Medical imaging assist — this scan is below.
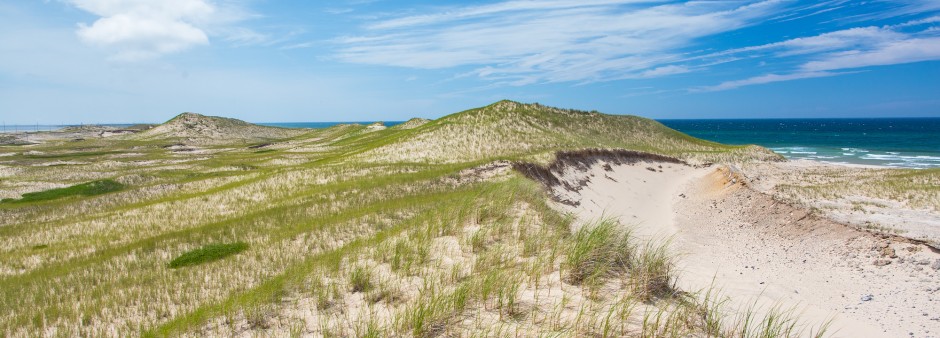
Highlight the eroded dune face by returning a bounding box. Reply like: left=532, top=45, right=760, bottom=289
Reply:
left=550, top=159, right=940, bottom=338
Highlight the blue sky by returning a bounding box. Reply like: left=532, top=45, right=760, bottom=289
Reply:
left=1, top=0, right=939, bottom=124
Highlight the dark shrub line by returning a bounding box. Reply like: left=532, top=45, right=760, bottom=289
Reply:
left=168, top=242, right=249, bottom=269
left=2, top=179, right=125, bottom=204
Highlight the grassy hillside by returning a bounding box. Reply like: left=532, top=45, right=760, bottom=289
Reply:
left=359, top=100, right=781, bottom=164
left=0, top=102, right=808, bottom=337
left=132, top=112, right=308, bottom=145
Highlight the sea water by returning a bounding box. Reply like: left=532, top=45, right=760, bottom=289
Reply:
left=659, top=118, right=940, bottom=169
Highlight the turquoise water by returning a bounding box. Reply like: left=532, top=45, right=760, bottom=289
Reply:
left=659, top=118, right=940, bottom=169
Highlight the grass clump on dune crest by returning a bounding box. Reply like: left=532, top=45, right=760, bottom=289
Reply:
left=168, top=242, right=249, bottom=269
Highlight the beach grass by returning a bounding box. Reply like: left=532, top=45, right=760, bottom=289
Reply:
left=0, top=101, right=827, bottom=337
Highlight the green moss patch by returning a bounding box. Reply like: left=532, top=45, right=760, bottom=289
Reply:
left=168, top=242, right=249, bottom=269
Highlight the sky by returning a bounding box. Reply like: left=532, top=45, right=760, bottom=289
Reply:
left=1, top=0, right=939, bottom=124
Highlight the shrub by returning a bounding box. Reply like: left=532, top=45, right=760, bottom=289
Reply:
left=4, top=179, right=124, bottom=204
left=168, top=242, right=249, bottom=269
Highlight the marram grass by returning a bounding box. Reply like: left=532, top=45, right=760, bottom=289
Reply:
left=0, top=101, right=836, bottom=337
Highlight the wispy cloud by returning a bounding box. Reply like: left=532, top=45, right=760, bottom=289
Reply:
left=694, top=18, right=940, bottom=91
left=335, top=0, right=789, bottom=84
left=366, top=0, right=666, bottom=30
left=802, top=37, right=940, bottom=71
left=335, top=0, right=940, bottom=90
left=693, top=71, right=843, bottom=92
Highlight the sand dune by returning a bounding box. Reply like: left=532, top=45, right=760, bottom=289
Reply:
left=554, top=159, right=940, bottom=337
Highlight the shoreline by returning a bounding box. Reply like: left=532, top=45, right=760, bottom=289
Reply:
left=772, top=148, right=940, bottom=169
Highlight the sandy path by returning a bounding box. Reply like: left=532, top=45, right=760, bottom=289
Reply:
left=556, top=161, right=940, bottom=337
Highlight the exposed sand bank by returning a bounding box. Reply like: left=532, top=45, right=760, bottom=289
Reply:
left=552, top=159, right=940, bottom=337
left=743, top=160, right=940, bottom=245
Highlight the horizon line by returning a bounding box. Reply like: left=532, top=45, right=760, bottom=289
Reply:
left=4, top=115, right=940, bottom=126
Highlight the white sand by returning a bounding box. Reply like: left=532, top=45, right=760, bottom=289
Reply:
left=555, top=160, right=940, bottom=337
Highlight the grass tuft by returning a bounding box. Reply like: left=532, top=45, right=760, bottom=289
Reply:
left=564, top=219, right=633, bottom=286
left=348, top=266, right=374, bottom=293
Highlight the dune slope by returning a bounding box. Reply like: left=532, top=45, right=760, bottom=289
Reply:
left=549, top=157, right=940, bottom=337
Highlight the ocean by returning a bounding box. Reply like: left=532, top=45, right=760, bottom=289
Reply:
left=659, top=118, right=940, bottom=169
left=5, top=118, right=937, bottom=169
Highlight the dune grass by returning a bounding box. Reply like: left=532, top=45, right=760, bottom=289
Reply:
left=168, top=242, right=249, bottom=269
left=564, top=219, right=634, bottom=286
left=0, top=101, right=825, bottom=337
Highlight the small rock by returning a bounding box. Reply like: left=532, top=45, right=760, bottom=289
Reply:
left=931, top=259, right=940, bottom=271
left=880, top=247, right=897, bottom=258
left=873, top=259, right=892, bottom=267
left=861, top=294, right=874, bottom=301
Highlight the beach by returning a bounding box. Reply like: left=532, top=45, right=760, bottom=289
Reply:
left=552, top=157, right=940, bottom=337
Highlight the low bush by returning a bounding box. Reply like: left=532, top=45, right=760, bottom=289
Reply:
left=168, top=242, right=249, bottom=269
left=3, top=179, right=124, bottom=203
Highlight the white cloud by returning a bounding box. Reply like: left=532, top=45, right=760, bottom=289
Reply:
left=69, top=0, right=213, bottom=60
left=67, top=0, right=259, bottom=61
left=693, top=71, right=841, bottom=92
left=336, top=0, right=789, bottom=84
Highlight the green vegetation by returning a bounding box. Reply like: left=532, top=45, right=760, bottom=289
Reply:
left=348, top=266, right=374, bottom=293
left=0, top=101, right=823, bottom=336
left=1, top=179, right=124, bottom=204
left=168, top=242, right=249, bottom=269
left=564, top=219, right=634, bottom=286
left=772, top=166, right=940, bottom=212
left=357, top=100, right=782, bottom=164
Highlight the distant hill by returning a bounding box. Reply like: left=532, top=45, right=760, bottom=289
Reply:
left=133, top=113, right=307, bottom=145
left=358, top=100, right=780, bottom=164
left=392, top=118, right=431, bottom=130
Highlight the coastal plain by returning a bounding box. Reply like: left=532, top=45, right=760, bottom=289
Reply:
left=1, top=101, right=938, bottom=337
